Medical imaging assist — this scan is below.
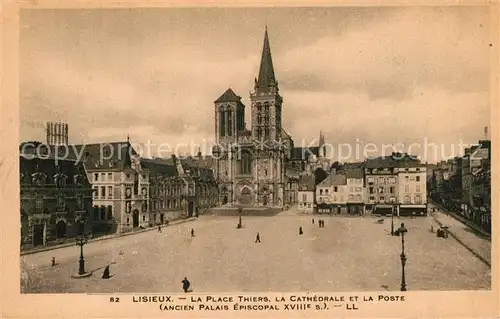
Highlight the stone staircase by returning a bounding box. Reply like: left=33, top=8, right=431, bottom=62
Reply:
left=208, top=205, right=283, bottom=216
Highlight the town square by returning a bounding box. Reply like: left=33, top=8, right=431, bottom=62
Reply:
left=17, top=7, right=492, bottom=295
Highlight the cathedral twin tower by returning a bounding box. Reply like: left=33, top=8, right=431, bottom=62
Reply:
left=213, top=28, right=293, bottom=208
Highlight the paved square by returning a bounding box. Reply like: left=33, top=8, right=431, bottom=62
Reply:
left=21, top=210, right=490, bottom=293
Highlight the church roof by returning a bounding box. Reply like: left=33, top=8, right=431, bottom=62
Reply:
left=256, top=27, right=276, bottom=88
left=214, top=88, right=242, bottom=103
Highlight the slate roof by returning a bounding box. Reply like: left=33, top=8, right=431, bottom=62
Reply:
left=19, top=155, right=90, bottom=187
left=298, top=174, right=315, bottom=191
left=214, top=88, right=242, bottom=103
left=72, top=141, right=138, bottom=171
left=256, top=28, right=276, bottom=88
left=346, top=168, right=364, bottom=179
left=139, top=158, right=178, bottom=178
left=318, top=173, right=347, bottom=187
left=365, top=153, right=423, bottom=169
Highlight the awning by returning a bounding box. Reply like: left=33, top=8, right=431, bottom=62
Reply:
left=399, top=205, right=426, bottom=208
left=375, top=205, right=393, bottom=209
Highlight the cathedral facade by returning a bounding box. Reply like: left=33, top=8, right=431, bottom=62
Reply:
left=212, top=28, right=296, bottom=208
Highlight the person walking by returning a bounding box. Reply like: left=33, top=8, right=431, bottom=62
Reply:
left=312, top=218, right=315, bottom=224
left=158, top=225, right=162, bottom=233
left=255, top=232, right=261, bottom=243
left=299, top=226, right=303, bottom=235
left=181, top=277, right=191, bottom=293
left=191, top=228, right=195, bottom=237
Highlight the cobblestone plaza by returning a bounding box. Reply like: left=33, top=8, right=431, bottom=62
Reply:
left=21, top=209, right=490, bottom=293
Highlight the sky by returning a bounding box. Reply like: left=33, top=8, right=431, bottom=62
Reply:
left=19, top=6, right=493, bottom=162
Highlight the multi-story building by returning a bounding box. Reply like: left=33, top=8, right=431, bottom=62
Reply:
left=19, top=154, right=93, bottom=249
left=364, top=157, right=398, bottom=215
left=396, top=159, right=427, bottom=216
left=346, top=168, right=364, bottom=215
left=316, top=174, right=347, bottom=214
left=298, top=174, right=315, bottom=213
left=71, top=141, right=152, bottom=234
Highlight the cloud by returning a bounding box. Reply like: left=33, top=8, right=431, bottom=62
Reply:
left=279, top=7, right=490, bottom=100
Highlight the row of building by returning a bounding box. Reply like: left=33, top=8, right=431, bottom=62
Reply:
left=20, top=137, right=218, bottom=250
left=297, top=153, right=428, bottom=217
left=427, top=140, right=491, bottom=233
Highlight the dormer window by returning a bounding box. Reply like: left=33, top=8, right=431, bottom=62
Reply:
left=54, top=173, right=68, bottom=188
left=32, top=172, right=47, bottom=186
left=73, top=174, right=84, bottom=187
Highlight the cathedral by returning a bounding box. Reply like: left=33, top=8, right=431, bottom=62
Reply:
left=212, top=28, right=329, bottom=208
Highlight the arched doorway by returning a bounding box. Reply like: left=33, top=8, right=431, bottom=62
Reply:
left=56, top=220, right=66, bottom=239
left=241, top=187, right=252, bottom=205
left=132, top=209, right=139, bottom=228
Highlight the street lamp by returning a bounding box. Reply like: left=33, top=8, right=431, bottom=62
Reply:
left=398, top=222, right=408, bottom=291
left=391, top=206, right=395, bottom=236
left=75, top=219, right=89, bottom=276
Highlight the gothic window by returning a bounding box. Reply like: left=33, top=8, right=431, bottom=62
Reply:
left=257, top=103, right=262, bottom=112
left=263, top=102, right=270, bottom=113
left=141, top=187, right=148, bottom=197
left=264, top=128, right=270, bottom=139
left=404, top=195, right=411, bottom=204
left=258, top=114, right=262, bottom=125
left=240, top=151, right=252, bottom=174
left=142, top=202, right=148, bottom=212
left=73, top=174, right=84, bottom=187
left=227, top=110, right=233, bottom=136
left=219, top=108, right=226, bottom=136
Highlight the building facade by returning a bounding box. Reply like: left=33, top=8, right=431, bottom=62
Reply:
left=213, top=28, right=302, bottom=208
left=298, top=174, right=315, bottom=213
left=397, top=163, right=427, bottom=216
left=316, top=174, right=348, bottom=214
left=364, top=158, right=398, bottom=215
left=346, top=168, right=364, bottom=215
left=20, top=155, right=93, bottom=249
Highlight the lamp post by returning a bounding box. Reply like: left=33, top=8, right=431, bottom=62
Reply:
left=75, top=219, right=89, bottom=276
left=398, top=222, right=408, bottom=291
left=391, top=206, right=395, bottom=236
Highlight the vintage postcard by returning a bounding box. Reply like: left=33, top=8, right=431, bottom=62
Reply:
left=1, top=1, right=498, bottom=318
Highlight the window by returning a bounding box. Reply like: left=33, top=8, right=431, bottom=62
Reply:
left=93, top=206, right=99, bottom=220
left=416, top=185, right=421, bottom=193
left=35, top=195, right=44, bottom=213
left=240, top=151, right=252, bottom=174
left=101, top=173, right=105, bottom=179
left=302, top=194, right=307, bottom=202
left=405, top=185, right=410, bottom=193
left=369, top=196, right=375, bottom=201
left=356, top=194, right=362, bottom=201
left=379, top=196, right=385, bottom=202
left=100, top=206, right=106, bottom=220
left=389, top=187, right=395, bottom=194
left=334, top=186, right=338, bottom=192
left=348, top=195, right=354, bottom=201
left=108, top=186, right=113, bottom=199
left=108, top=173, right=112, bottom=181
left=356, top=187, right=362, bottom=192
left=367, top=177, right=374, bottom=184
left=142, top=174, right=146, bottom=180
left=127, top=217, right=130, bottom=224
left=369, top=187, right=374, bottom=194
left=415, top=195, right=422, bottom=204
left=405, top=176, right=409, bottom=182
left=325, top=189, right=329, bottom=195
left=389, top=177, right=396, bottom=184
left=107, top=206, right=113, bottom=220
left=93, top=186, right=98, bottom=199
left=416, top=176, right=420, bottom=182
left=320, top=189, right=323, bottom=195
left=378, top=187, right=384, bottom=193
left=142, top=215, right=146, bottom=222
left=101, top=186, right=106, bottom=198
left=94, top=173, right=99, bottom=181
left=126, top=173, right=131, bottom=179
left=404, top=195, right=411, bottom=204
left=76, top=194, right=84, bottom=210
left=379, top=177, right=384, bottom=184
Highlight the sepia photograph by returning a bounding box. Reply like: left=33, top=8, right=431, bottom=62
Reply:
left=1, top=1, right=498, bottom=318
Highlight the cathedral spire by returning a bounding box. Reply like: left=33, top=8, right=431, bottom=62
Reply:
left=256, top=27, right=276, bottom=88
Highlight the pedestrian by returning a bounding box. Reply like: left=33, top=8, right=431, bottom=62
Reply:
left=312, top=218, right=315, bottom=224
left=158, top=225, right=162, bottom=233
left=321, top=220, right=325, bottom=228
left=255, top=232, right=261, bottom=243
left=191, top=228, right=195, bottom=237
left=181, top=277, right=191, bottom=293
left=299, top=226, right=303, bottom=235
left=102, top=265, right=111, bottom=279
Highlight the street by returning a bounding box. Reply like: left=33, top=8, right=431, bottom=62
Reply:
left=21, top=209, right=490, bottom=293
